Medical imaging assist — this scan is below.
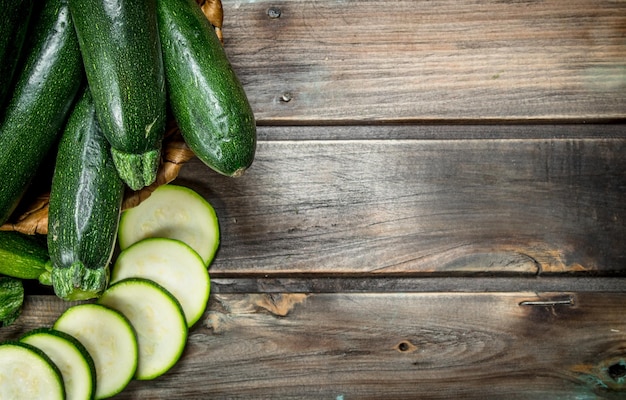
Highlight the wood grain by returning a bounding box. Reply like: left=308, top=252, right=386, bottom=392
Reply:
left=2, top=3, right=624, bottom=398
left=175, top=127, right=626, bottom=276
left=221, top=0, right=626, bottom=123
left=2, top=293, right=624, bottom=399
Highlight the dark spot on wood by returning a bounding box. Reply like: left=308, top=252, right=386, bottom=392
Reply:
left=394, top=340, right=417, bottom=353
left=267, top=7, right=281, bottom=18
left=608, top=360, right=626, bottom=383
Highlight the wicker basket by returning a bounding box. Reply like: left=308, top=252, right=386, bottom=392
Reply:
left=0, top=0, right=224, bottom=236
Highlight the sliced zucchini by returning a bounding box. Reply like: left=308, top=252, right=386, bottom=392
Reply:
left=111, top=237, right=210, bottom=327
left=98, top=278, right=187, bottom=380
left=54, top=303, right=138, bottom=400
left=0, top=341, right=65, bottom=400
left=118, top=184, right=220, bottom=265
left=20, top=328, right=96, bottom=400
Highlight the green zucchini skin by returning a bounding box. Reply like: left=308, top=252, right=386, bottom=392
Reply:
left=157, top=0, right=256, bottom=177
left=69, top=0, right=167, bottom=191
left=0, top=231, right=52, bottom=284
left=0, top=0, right=83, bottom=225
left=0, top=0, right=34, bottom=110
left=0, top=277, right=24, bottom=327
left=48, top=88, right=125, bottom=301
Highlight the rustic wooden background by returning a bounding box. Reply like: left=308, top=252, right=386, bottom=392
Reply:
left=2, top=0, right=626, bottom=398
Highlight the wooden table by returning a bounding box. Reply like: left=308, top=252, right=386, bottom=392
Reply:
left=2, top=0, right=626, bottom=398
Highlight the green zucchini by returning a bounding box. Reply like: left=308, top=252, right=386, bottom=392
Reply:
left=157, top=0, right=256, bottom=177
left=118, top=184, right=220, bottom=266
left=111, top=237, right=211, bottom=327
left=0, top=231, right=51, bottom=284
left=0, top=0, right=34, bottom=110
left=68, top=0, right=167, bottom=190
left=0, top=277, right=24, bottom=327
left=48, top=88, right=125, bottom=301
left=0, top=341, right=65, bottom=399
left=98, top=278, right=188, bottom=380
left=54, top=303, right=138, bottom=399
left=20, top=328, right=97, bottom=400
left=0, top=0, right=83, bottom=225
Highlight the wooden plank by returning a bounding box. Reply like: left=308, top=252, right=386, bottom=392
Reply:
left=175, top=129, right=626, bottom=276
left=210, top=276, right=626, bottom=294
left=222, top=0, right=626, bottom=123
left=2, top=293, right=624, bottom=399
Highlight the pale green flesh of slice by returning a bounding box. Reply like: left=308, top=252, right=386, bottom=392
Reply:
left=54, top=304, right=137, bottom=399
left=112, top=238, right=210, bottom=327
left=99, top=279, right=187, bottom=380
left=21, top=333, right=94, bottom=400
left=119, top=185, right=219, bottom=265
left=0, top=345, right=64, bottom=400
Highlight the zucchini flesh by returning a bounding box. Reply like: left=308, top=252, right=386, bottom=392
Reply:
left=0, top=0, right=34, bottom=110
left=0, top=341, right=65, bottom=400
left=111, top=237, right=211, bottom=327
left=0, top=0, right=83, bottom=225
left=118, top=184, right=220, bottom=265
left=98, top=278, right=187, bottom=380
left=48, top=87, right=125, bottom=301
left=20, top=328, right=96, bottom=400
left=68, top=0, right=166, bottom=190
left=0, top=231, right=51, bottom=283
left=54, top=303, right=138, bottom=400
left=157, top=0, right=256, bottom=177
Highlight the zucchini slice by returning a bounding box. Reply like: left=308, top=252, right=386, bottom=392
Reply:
left=0, top=341, right=65, bottom=399
left=111, top=237, right=210, bottom=327
left=54, top=303, right=138, bottom=400
left=118, top=184, right=220, bottom=265
left=20, top=328, right=96, bottom=400
left=98, top=278, right=188, bottom=380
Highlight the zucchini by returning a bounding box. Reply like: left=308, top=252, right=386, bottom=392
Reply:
left=0, top=341, right=65, bottom=400
left=0, top=231, right=51, bottom=284
left=0, top=277, right=24, bottom=327
left=118, top=184, right=220, bottom=265
left=48, top=88, right=125, bottom=301
left=0, top=0, right=34, bottom=110
left=157, top=0, right=256, bottom=177
left=99, top=278, right=187, bottom=380
left=54, top=303, right=138, bottom=399
left=0, top=0, right=83, bottom=225
left=111, top=237, right=211, bottom=327
left=68, top=0, right=167, bottom=190
left=20, top=328, right=96, bottom=400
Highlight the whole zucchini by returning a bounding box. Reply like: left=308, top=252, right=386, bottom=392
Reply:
left=48, top=88, right=125, bottom=301
left=0, top=0, right=34, bottom=110
left=0, top=277, right=24, bottom=327
left=0, top=0, right=83, bottom=225
left=157, top=0, right=256, bottom=177
left=0, top=231, right=51, bottom=284
left=69, top=0, right=167, bottom=191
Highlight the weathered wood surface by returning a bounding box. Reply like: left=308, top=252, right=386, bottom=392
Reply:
left=4, top=1, right=626, bottom=398
left=222, top=0, right=626, bottom=123
left=1, top=294, right=625, bottom=399
left=177, top=126, right=626, bottom=276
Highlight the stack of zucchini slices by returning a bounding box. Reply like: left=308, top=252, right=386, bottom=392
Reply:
left=0, top=184, right=219, bottom=399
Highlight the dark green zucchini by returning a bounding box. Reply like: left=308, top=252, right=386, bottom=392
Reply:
left=0, top=0, right=34, bottom=110
left=68, top=0, right=167, bottom=191
left=0, top=231, right=51, bottom=284
left=48, top=87, right=125, bottom=301
left=0, top=0, right=83, bottom=225
left=0, top=277, right=25, bottom=327
left=157, top=0, right=256, bottom=177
